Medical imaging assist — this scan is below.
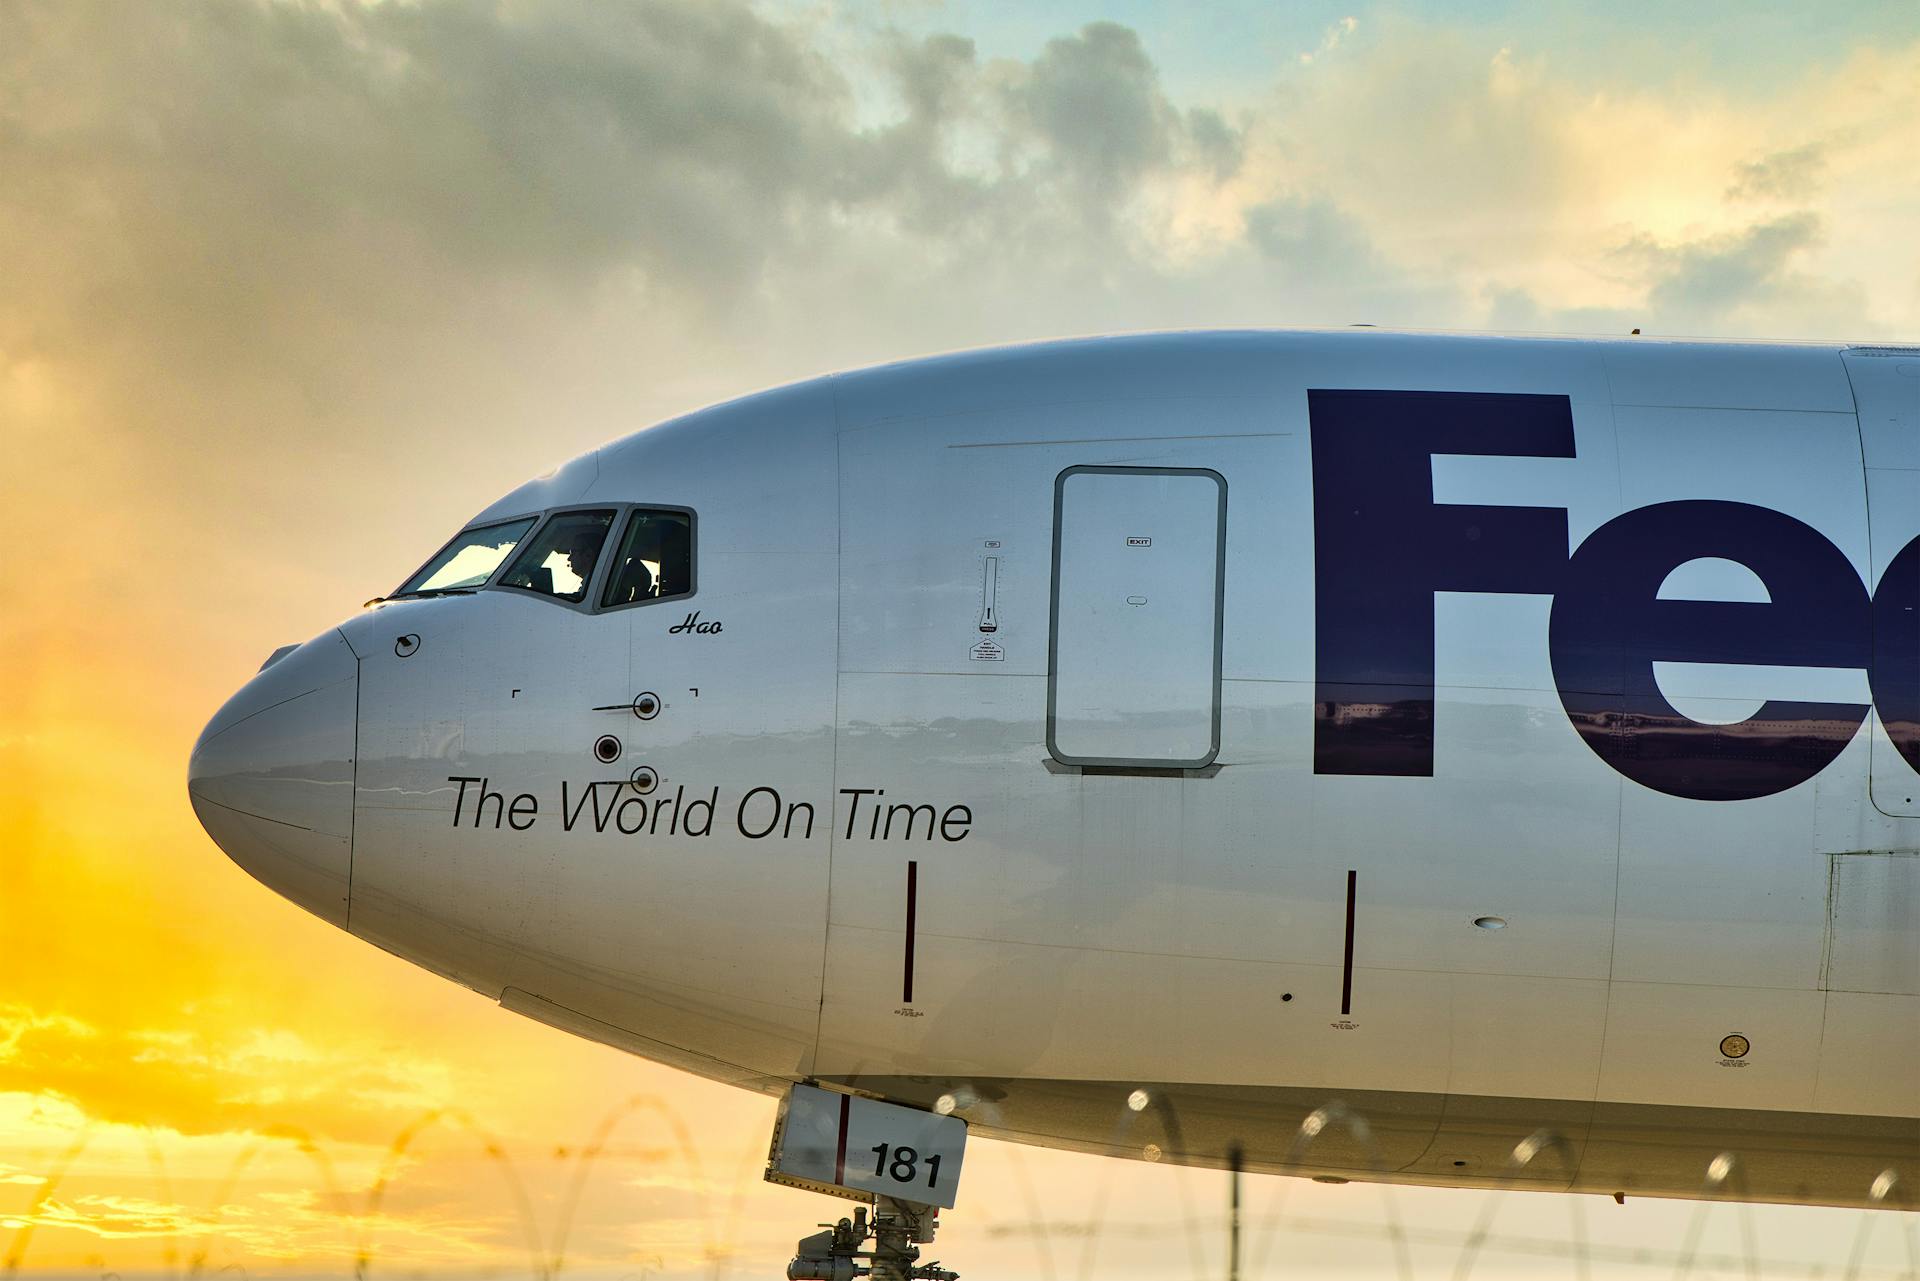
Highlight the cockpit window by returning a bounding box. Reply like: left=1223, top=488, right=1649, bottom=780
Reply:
left=499, top=509, right=616, bottom=602
left=396, top=517, right=538, bottom=596
left=602, top=509, right=695, bottom=608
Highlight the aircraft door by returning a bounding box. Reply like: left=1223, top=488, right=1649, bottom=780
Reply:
left=1844, top=350, right=1920, bottom=817
left=1047, top=466, right=1226, bottom=768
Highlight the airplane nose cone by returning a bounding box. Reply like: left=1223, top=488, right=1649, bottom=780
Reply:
left=188, top=630, right=358, bottom=927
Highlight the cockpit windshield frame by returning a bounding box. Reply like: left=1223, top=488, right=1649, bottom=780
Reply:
left=595, top=504, right=697, bottom=615
left=491, top=505, right=620, bottom=608
left=390, top=514, right=540, bottom=599
left=389, top=504, right=699, bottom=615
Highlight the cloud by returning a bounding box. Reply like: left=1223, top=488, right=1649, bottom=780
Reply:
left=1244, top=196, right=1378, bottom=284
left=0, top=1163, right=48, bottom=1187
left=3, top=10, right=1919, bottom=1270
left=0, top=0, right=857, bottom=364
left=7, top=0, right=1908, bottom=446
left=1487, top=209, right=1869, bottom=337
left=1299, top=16, right=1359, bottom=65
left=1727, top=142, right=1830, bottom=201
left=1630, top=212, right=1824, bottom=311
left=1, top=2, right=1218, bottom=356
left=1015, top=23, right=1179, bottom=206
left=0, top=1005, right=454, bottom=1147
left=1608, top=211, right=1867, bottom=332
left=1271, top=27, right=1578, bottom=258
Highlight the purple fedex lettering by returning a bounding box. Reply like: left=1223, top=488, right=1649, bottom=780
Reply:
left=1310, top=390, right=1574, bottom=776
left=1548, top=501, right=1872, bottom=802
left=1871, top=533, right=1920, bottom=777
left=1307, top=391, right=1920, bottom=799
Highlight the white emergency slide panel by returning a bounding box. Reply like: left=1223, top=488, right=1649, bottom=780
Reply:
left=766, top=1084, right=968, bottom=1208
left=1048, top=467, right=1226, bottom=767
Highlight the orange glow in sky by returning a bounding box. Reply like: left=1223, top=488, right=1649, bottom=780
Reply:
left=4, top=0, right=1919, bottom=1275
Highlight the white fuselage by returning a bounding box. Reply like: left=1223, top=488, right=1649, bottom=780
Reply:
left=189, top=331, right=1920, bottom=1208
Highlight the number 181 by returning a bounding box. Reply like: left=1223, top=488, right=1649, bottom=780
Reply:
left=871, top=1142, right=943, bottom=1190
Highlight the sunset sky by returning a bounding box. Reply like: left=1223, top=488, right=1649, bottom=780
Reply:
left=5, top=1, right=1920, bottom=1275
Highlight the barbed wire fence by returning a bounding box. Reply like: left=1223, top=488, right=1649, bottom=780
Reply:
left=4, top=1093, right=1917, bottom=1280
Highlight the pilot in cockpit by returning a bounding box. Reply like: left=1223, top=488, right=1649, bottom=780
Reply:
left=604, top=545, right=655, bottom=604
left=499, top=511, right=614, bottom=601
left=556, top=525, right=605, bottom=589
left=603, top=511, right=692, bottom=606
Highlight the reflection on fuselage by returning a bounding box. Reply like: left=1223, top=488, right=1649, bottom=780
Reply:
left=190, top=331, right=1920, bottom=1215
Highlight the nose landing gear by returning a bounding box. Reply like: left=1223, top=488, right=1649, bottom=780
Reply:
left=787, top=1197, right=957, bottom=1281
left=767, top=1085, right=969, bottom=1281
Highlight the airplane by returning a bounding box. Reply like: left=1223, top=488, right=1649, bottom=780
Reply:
left=188, top=329, right=1920, bottom=1275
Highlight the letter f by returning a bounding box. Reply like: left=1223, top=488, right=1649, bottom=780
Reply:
left=1310, top=390, right=1575, bottom=776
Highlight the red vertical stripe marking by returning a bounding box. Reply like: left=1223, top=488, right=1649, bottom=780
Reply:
left=904, top=860, right=919, bottom=1004
left=1341, top=869, right=1357, bottom=1016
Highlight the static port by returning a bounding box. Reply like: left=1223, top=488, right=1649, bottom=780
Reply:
left=633, top=691, right=661, bottom=720
left=593, top=734, right=623, bottom=764
left=629, top=765, right=659, bottom=794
